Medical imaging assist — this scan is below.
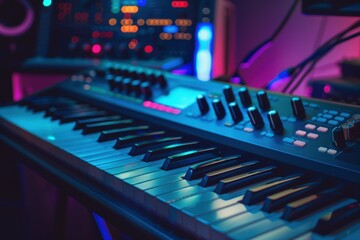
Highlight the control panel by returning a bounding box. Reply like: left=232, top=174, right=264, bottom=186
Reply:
left=59, top=62, right=360, bottom=183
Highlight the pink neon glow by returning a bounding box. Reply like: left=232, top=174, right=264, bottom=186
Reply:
left=12, top=73, right=23, bottom=101
left=92, top=44, right=102, bottom=54
left=323, top=84, right=331, bottom=94
left=142, top=101, right=181, bottom=115
left=241, top=42, right=273, bottom=69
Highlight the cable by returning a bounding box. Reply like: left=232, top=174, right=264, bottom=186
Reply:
left=280, top=20, right=360, bottom=93
left=288, top=31, right=360, bottom=94
left=237, top=0, right=300, bottom=70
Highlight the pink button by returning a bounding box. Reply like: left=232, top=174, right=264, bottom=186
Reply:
left=293, top=140, right=306, bottom=147
left=317, top=126, right=328, bottom=133
left=307, top=133, right=319, bottom=139
left=305, top=124, right=316, bottom=130
left=295, top=130, right=307, bottom=137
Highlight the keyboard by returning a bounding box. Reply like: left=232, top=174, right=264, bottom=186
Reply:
left=0, top=62, right=359, bottom=239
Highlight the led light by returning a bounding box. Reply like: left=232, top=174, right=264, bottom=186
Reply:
left=195, top=23, right=213, bottom=81
left=43, top=0, right=52, bottom=7
left=144, top=45, right=153, bottom=53
left=108, top=18, right=117, bottom=26
left=323, top=84, right=331, bottom=94
left=92, top=44, right=102, bottom=54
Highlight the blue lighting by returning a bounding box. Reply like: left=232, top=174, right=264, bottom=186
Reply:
left=138, top=0, right=147, bottom=6
left=47, top=135, right=56, bottom=141
left=92, top=213, right=112, bottom=240
left=43, top=0, right=52, bottom=7
left=163, top=25, right=179, bottom=34
left=194, top=23, right=213, bottom=81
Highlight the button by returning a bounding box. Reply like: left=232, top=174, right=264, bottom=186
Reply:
left=223, top=85, right=236, bottom=103
left=328, top=110, right=338, bottom=115
left=327, top=149, right=337, bottom=155
left=334, top=116, right=345, bottom=122
left=238, top=87, right=252, bottom=107
left=323, top=114, right=333, bottom=119
left=340, top=112, right=350, bottom=118
left=311, top=117, right=317, bottom=121
left=307, top=133, right=319, bottom=139
left=140, top=82, right=152, bottom=99
left=305, top=124, right=316, bottom=130
left=317, top=126, right=328, bottom=133
left=318, top=147, right=327, bottom=153
left=295, top=130, right=307, bottom=137
left=317, top=113, right=323, bottom=117
left=224, top=122, right=234, bottom=127
left=328, top=120, right=339, bottom=125
left=260, top=131, right=266, bottom=136
left=317, top=118, right=327, bottom=123
left=235, top=125, right=244, bottom=130
left=309, top=103, right=319, bottom=108
left=293, top=140, right=306, bottom=147
left=243, top=127, right=254, bottom=133
left=323, top=110, right=329, bottom=113
left=283, top=137, right=295, bottom=144
left=287, top=117, right=296, bottom=123
left=266, top=133, right=274, bottom=137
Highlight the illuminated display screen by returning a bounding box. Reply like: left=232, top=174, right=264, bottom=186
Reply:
left=155, top=87, right=205, bottom=109
left=45, top=0, right=212, bottom=62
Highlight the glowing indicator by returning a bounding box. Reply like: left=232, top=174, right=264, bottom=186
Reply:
left=121, top=25, right=139, bottom=33
left=43, top=0, right=52, bottom=7
left=108, top=18, right=117, bottom=26
left=92, top=31, right=100, bottom=38
left=324, top=84, right=331, bottom=94
left=92, top=44, right=102, bottom=54
left=164, top=25, right=178, bottom=33
left=146, top=19, right=172, bottom=26
left=143, top=101, right=181, bottom=115
left=47, top=135, right=56, bottom=141
left=175, top=19, right=192, bottom=26
left=172, top=1, right=189, bottom=8
left=195, top=23, right=213, bottom=81
left=144, top=45, right=153, bottom=53
left=128, top=39, right=138, bottom=49
left=121, top=6, right=139, bottom=13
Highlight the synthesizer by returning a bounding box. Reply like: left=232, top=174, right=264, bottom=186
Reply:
left=0, top=62, right=360, bottom=239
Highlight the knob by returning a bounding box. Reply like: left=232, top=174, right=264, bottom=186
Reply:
left=291, top=97, right=306, bottom=119
left=247, top=106, right=264, bottom=129
left=348, top=118, right=360, bottom=138
left=122, top=78, right=132, bottom=94
left=332, top=126, right=346, bottom=148
left=228, top=102, right=243, bottom=123
left=223, top=85, right=236, bottom=103
left=212, top=99, right=226, bottom=120
left=341, top=122, right=356, bottom=140
left=256, top=90, right=270, bottom=110
left=131, top=80, right=142, bottom=96
left=140, top=82, right=152, bottom=99
left=114, top=76, right=124, bottom=92
left=197, top=95, right=210, bottom=115
left=267, top=110, right=283, bottom=133
left=105, top=74, right=116, bottom=90
left=238, top=87, right=252, bottom=107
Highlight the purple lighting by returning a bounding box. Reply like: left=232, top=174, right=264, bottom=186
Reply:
left=241, top=42, right=273, bottom=69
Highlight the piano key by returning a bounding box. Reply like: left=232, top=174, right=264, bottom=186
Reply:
left=45, top=104, right=91, bottom=117
left=51, top=107, right=98, bottom=120
left=161, top=147, right=219, bottom=170
left=262, top=180, right=323, bottom=212
left=74, top=115, right=122, bottom=130
left=60, top=110, right=109, bottom=123
left=313, top=201, right=360, bottom=235
left=129, top=136, right=184, bottom=156
left=82, top=119, right=134, bottom=134
left=199, top=160, right=260, bottom=187
left=184, top=155, right=242, bottom=180
left=142, top=141, right=200, bottom=162
left=113, top=131, right=166, bottom=147
left=98, top=126, right=151, bottom=142
left=282, top=187, right=343, bottom=221
left=214, top=166, right=277, bottom=194
left=242, top=173, right=303, bottom=205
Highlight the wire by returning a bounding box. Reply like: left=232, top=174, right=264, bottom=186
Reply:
left=281, top=20, right=360, bottom=93
left=237, top=0, right=300, bottom=70
left=288, top=31, right=360, bottom=94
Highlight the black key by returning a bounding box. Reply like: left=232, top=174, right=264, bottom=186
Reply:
left=214, top=166, right=277, bottom=194
left=184, top=155, right=242, bottom=180
left=282, top=187, right=343, bottom=221
left=60, top=111, right=108, bottom=123
left=113, top=131, right=166, bottom=148
left=82, top=119, right=134, bottom=134
left=161, top=147, right=219, bottom=170
left=45, top=104, right=90, bottom=117
left=314, top=201, right=360, bottom=235
left=98, top=126, right=151, bottom=142
left=129, top=137, right=184, bottom=156
left=242, top=174, right=303, bottom=205
left=51, top=107, right=97, bottom=120
left=262, top=180, right=323, bottom=212
left=74, top=116, right=122, bottom=130
left=142, top=141, right=200, bottom=162
left=199, top=161, right=260, bottom=187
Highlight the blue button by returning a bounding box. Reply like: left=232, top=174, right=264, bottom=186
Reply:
left=311, top=117, right=317, bottom=121
left=328, top=120, right=339, bottom=125
left=329, top=110, right=338, bottom=115
left=287, top=117, right=296, bottom=123
left=235, top=125, right=244, bottom=130
left=260, top=131, right=267, bottom=136
left=323, top=114, right=333, bottom=119
left=323, top=109, right=329, bottom=113
left=281, top=116, right=288, bottom=121
left=334, top=116, right=345, bottom=122
left=309, top=103, right=319, bottom=108
left=317, top=118, right=327, bottom=123
left=340, top=112, right=350, bottom=118
left=266, top=133, right=274, bottom=137
left=317, top=113, right=323, bottom=117
left=283, top=137, right=295, bottom=144
left=303, top=102, right=309, bottom=106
